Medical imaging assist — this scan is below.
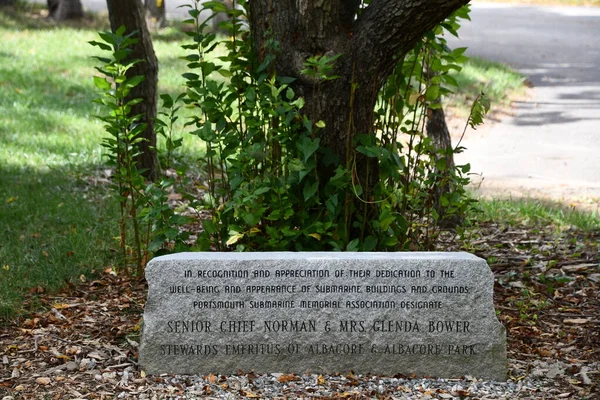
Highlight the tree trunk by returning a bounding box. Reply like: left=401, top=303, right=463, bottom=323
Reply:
left=107, top=0, right=160, bottom=180
left=426, top=98, right=462, bottom=227
left=144, top=0, right=167, bottom=29
left=248, top=0, right=470, bottom=232
left=47, top=0, right=84, bottom=20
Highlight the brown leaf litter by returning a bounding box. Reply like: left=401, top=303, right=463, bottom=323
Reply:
left=0, top=222, right=598, bottom=399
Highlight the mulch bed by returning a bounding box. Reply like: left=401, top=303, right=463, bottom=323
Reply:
left=1, top=222, right=598, bottom=399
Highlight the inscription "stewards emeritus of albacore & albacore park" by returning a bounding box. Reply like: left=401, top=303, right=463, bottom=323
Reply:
left=139, top=252, right=507, bottom=380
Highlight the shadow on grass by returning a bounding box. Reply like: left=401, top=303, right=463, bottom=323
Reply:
left=0, top=164, right=120, bottom=322
left=0, top=4, right=110, bottom=31
left=477, top=197, right=600, bottom=231
left=0, top=4, right=195, bottom=40
left=152, top=23, right=193, bottom=42
left=0, top=66, right=98, bottom=109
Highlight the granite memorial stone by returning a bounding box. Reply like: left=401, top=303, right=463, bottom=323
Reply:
left=139, top=252, right=507, bottom=380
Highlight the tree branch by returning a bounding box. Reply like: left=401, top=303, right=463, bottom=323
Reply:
left=341, top=0, right=361, bottom=28
left=353, top=0, right=470, bottom=82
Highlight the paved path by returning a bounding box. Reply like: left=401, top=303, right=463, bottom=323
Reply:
left=448, top=3, right=600, bottom=204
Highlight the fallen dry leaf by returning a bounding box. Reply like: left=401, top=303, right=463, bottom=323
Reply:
left=35, top=377, right=51, bottom=385
left=317, top=374, right=326, bottom=385
left=564, top=318, right=591, bottom=324
left=277, top=373, right=301, bottom=383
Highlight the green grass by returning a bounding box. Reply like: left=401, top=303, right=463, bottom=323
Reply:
left=477, top=198, right=600, bottom=230
left=448, top=56, right=528, bottom=117
left=0, top=6, right=189, bottom=321
left=0, top=170, right=118, bottom=317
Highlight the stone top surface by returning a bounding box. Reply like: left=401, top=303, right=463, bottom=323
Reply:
left=150, top=251, right=481, bottom=262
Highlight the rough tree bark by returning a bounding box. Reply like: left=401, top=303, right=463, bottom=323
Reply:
left=144, top=0, right=167, bottom=29
left=106, top=0, right=160, bottom=180
left=47, top=0, right=84, bottom=20
left=427, top=97, right=462, bottom=227
left=425, top=60, right=460, bottom=227
left=248, top=0, right=470, bottom=224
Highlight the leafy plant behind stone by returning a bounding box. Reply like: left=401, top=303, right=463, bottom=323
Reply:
left=91, top=27, right=190, bottom=275
left=183, top=1, right=487, bottom=252
left=91, top=2, right=490, bottom=268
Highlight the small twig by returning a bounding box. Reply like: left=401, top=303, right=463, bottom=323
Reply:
left=106, top=362, right=133, bottom=370
left=51, top=334, right=73, bottom=344
left=20, top=335, right=40, bottom=353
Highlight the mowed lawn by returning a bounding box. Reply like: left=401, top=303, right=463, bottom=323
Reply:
left=0, top=7, right=189, bottom=319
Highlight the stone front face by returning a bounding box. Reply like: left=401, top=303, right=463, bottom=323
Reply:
left=139, top=252, right=507, bottom=380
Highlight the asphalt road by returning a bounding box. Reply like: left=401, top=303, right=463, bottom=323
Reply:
left=448, top=3, right=600, bottom=203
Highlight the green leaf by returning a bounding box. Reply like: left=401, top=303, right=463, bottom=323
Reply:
left=326, top=194, right=339, bottom=215
left=379, top=209, right=396, bottom=231
left=293, top=97, right=305, bottom=110
left=88, top=40, right=112, bottom=51
left=115, top=25, right=127, bottom=37
left=356, top=145, right=380, bottom=158
left=113, top=49, right=128, bottom=62
left=205, top=1, right=229, bottom=13
left=254, top=186, right=271, bottom=195
left=315, top=120, right=326, bottom=128
left=442, top=74, right=459, bottom=87
left=303, top=181, right=318, bottom=201
left=148, top=238, right=165, bottom=252
left=363, top=236, right=378, bottom=251
left=451, top=47, right=468, bottom=58
left=346, top=239, right=360, bottom=252
left=124, top=75, right=144, bottom=88
left=182, top=72, right=200, bottom=81
left=98, top=31, right=116, bottom=46
left=160, top=94, right=174, bottom=108
left=93, top=76, right=111, bottom=90
left=425, top=85, right=440, bottom=102
left=288, top=158, right=304, bottom=172
left=226, top=232, right=244, bottom=247
left=299, top=137, right=320, bottom=162
left=285, top=87, right=295, bottom=100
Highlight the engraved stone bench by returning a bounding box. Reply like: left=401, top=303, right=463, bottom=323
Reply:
left=139, top=252, right=507, bottom=380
